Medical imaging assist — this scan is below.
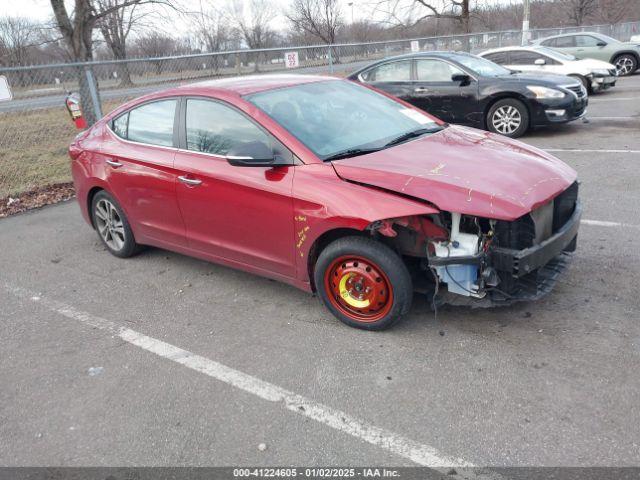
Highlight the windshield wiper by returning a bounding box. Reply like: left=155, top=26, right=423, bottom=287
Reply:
left=383, top=126, right=443, bottom=148
left=324, top=147, right=382, bottom=161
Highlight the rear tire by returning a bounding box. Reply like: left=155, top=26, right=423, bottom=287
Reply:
left=91, top=190, right=141, bottom=258
left=486, top=98, right=529, bottom=138
left=314, top=236, right=412, bottom=331
left=613, top=54, right=637, bottom=76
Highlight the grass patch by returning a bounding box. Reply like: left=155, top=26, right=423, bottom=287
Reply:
left=0, top=100, right=120, bottom=197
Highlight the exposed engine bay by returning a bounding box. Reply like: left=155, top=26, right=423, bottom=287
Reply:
left=370, top=181, right=581, bottom=306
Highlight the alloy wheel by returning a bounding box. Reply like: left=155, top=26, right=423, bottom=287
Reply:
left=491, top=105, right=522, bottom=135
left=94, top=198, right=126, bottom=251
left=615, top=56, right=635, bottom=76
left=324, top=255, right=393, bottom=323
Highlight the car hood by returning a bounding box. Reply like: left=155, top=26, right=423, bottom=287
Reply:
left=575, top=58, right=616, bottom=70
left=331, top=125, right=577, bottom=221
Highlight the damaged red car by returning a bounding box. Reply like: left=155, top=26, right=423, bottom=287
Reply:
left=70, top=74, right=581, bottom=330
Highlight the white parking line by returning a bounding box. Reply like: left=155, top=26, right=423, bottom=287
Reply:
left=4, top=283, right=480, bottom=471
left=581, top=219, right=640, bottom=229
left=543, top=148, right=640, bottom=154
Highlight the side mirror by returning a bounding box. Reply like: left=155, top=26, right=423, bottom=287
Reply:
left=596, top=41, right=607, bottom=47
left=451, top=73, right=471, bottom=85
left=534, top=58, right=546, bottom=65
left=226, top=141, right=281, bottom=167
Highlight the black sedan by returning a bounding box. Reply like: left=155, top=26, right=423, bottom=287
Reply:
left=348, top=52, right=588, bottom=138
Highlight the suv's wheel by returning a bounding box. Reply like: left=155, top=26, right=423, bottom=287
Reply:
left=614, top=54, right=638, bottom=76
left=314, top=236, right=412, bottom=330
left=91, top=190, right=141, bottom=258
left=486, top=98, right=529, bottom=138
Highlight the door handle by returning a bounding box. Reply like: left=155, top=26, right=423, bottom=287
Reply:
left=105, top=159, right=123, bottom=168
left=178, top=175, right=202, bottom=186
left=414, top=87, right=430, bottom=93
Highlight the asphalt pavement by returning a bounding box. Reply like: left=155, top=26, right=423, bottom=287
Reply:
left=1, top=73, right=639, bottom=469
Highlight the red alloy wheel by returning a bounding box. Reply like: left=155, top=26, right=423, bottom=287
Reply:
left=324, top=255, right=394, bottom=323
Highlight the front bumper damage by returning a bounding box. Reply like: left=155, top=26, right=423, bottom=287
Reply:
left=590, top=71, right=617, bottom=92
left=428, top=199, right=582, bottom=307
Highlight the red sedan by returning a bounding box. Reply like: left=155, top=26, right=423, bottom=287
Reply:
left=69, top=74, right=581, bottom=330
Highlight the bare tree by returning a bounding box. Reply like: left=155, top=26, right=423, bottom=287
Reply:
left=49, top=0, right=176, bottom=124
left=595, top=0, right=633, bottom=25
left=564, top=0, right=598, bottom=26
left=375, top=0, right=472, bottom=34
left=194, top=3, right=237, bottom=53
left=285, top=0, right=343, bottom=45
left=228, top=0, right=277, bottom=49
left=96, top=0, right=153, bottom=86
left=0, top=16, right=39, bottom=67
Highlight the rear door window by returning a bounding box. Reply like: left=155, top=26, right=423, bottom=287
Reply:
left=112, top=113, right=128, bottom=138
left=555, top=36, right=576, bottom=48
left=509, top=50, right=541, bottom=65
left=483, top=52, right=509, bottom=64
left=127, top=100, right=177, bottom=147
left=361, top=61, right=412, bottom=82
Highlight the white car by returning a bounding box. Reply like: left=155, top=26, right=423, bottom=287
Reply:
left=479, top=46, right=617, bottom=93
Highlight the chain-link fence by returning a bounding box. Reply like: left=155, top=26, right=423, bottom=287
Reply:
left=1, top=21, right=639, bottom=198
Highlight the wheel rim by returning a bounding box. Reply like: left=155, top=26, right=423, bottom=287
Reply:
left=94, top=199, right=126, bottom=251
left=615, top=56, right=634, bottom=76
left=324, top=255, right=393, bottom=323
left=492, top=105, right=522, bottom=135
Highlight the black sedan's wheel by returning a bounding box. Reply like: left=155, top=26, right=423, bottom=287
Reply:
left=614, top=54, right=637, bottom=76
left=314, top=236, right=412, bottom=331
left=91, top=190, right=141, bottom=258
left=486, top=98, right=529, bottom=138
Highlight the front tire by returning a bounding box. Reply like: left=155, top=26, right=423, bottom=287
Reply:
left=486, top=98, right=529, bottom=138
left=613, top=54, right=637, bottom=76
left=314, top=236, right=412, bottom=331
left=91, top=190, right=141, bottom=258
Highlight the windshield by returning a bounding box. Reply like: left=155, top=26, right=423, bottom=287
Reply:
left=246, top=80, right=442, bottom=160
left=535, top=46, right=576, bottom=61
left=454, top=54, right=511, bottom=77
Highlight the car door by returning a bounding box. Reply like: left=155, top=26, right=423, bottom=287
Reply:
left=574, top=35, right=609, bottom=61
left=99, top=99, right=187, bottom=247
left=412, top=58, right=476, bottom=124
left=358, top=59, right=414, bottom=102
left=173, top=97, right=295, bottom=278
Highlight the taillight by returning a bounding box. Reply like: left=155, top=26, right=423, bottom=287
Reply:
left=68, top=143, right=83, bottom=160
left=68, top=129, right=90, bottom=160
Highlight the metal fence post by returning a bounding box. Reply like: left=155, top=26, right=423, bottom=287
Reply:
left=84, top=67, right=102, bottom=120
left=328, top=46, right=333, bottom=74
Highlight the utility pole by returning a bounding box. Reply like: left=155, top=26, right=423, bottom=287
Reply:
left=521, top=0, right=531, bottom=45
left=348, top=2, right=354, bottom=24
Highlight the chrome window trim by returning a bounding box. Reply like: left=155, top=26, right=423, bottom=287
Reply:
left=106, top=123, right=179, bottom=152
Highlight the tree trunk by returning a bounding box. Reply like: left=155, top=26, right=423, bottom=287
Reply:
left=50, top=0, right=103, bottom=126
left=113, top=44, right=133, bottom=87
